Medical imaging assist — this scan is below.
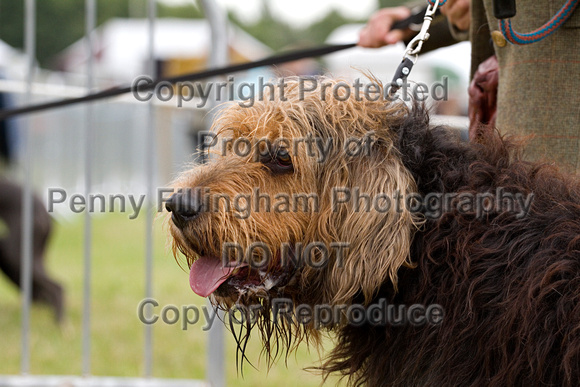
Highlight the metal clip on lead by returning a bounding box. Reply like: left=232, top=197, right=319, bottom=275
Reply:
left=390, top=0, right=440, bottom=95
left=404, top=0, right=439, bottom=57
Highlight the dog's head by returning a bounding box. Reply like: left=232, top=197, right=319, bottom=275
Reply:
left=166, top=76, right=421, bottom=346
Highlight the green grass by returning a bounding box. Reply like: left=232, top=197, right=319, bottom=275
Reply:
left=0, top=213, right=341, bottom=386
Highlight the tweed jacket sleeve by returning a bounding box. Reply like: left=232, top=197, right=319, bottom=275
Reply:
left=399, top=0, right=579, bottom=172
left=472, top=0, right=580, bottom=173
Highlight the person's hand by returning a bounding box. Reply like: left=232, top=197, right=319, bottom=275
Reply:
left=358, top=7, right=413, bottom=48
left=440, top=0, right=471, bottom=31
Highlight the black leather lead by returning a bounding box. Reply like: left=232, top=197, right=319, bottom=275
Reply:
left=0, top=6, right=434, bottom=120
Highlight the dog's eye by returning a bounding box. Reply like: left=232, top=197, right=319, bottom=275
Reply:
left=260, top=148, right=293, bottom=174
left=276, top=151, right=292, bottom=166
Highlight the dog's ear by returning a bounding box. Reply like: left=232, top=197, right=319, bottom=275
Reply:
left=304, top=134, right=421, bottom=306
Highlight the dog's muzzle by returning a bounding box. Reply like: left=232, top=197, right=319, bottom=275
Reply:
left=165, top=189, right=203, bottom=229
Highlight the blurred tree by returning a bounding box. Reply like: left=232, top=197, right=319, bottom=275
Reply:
left=305, top=10, right=359, bottom=46
left=158, top=2, right=204, bottom=19
left=229, top=3, right=366, bottom=52
left=0, top=0, right=202, bottom=69
left=377, top=0, right=408, bottom=8
left=0, top=0, right=129, bottom=68
left=0, top=0, right=24, bottom=57
left=0, top=0, right=404, bottom=68
left=228, top=1, right=298, bottom=51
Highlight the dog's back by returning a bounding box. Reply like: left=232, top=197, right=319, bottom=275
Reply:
left=165, top=78, right=579, bottom=386
left=327, top=107, right=580, bottom=386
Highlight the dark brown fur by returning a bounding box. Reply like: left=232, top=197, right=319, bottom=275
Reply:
left=324, top=107, right=580, bottom=386
left=167, top=78, right=580, bottom=386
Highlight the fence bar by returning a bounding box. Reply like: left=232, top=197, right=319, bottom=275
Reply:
left=0, top=375, right=208, bottom=387
left=199, top=1, right=228, bottom=386
left=144, top=0, right=157, bottom=378
left=82, top=0, right=97, bottom=377
left=19, top=0, right=36, bottom=375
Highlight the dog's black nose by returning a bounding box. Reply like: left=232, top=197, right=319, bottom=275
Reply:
left=166, top=190, right=203, bottom=228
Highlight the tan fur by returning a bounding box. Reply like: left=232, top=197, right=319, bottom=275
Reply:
left=166, top=77, right=580, bottom=387
left=168, top=77, right=421, bottom=311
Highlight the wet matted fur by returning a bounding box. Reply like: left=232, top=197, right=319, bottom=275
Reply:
left=166, top=77, right=580, bottom=386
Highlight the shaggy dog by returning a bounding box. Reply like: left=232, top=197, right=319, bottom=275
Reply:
left=0, top=179, right=64, bottom=322
left=166, top=77, right=580, bottom=386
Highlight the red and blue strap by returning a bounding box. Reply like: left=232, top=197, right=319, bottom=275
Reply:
left=498, top=0, right=579, bottom=45
left=427, top=0, right=448, bottom=6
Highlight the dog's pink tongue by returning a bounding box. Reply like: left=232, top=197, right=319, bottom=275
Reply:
left=189, top=256, right=237, bottom=297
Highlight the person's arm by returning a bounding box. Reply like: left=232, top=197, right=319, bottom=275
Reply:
left=440, top=0, right=470, bottom=41
left=359, top=6, right=415, bottom=47
left=359, top=1, right=471, bottom=54
left=405, top=12, right=463, bottom=53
